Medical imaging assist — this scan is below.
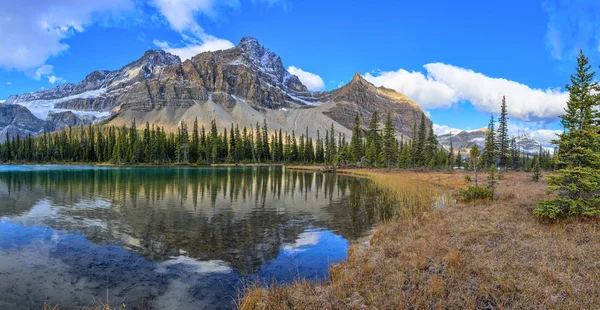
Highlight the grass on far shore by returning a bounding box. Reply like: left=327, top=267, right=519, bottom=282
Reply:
left=240, top=169, right=600, bottom=309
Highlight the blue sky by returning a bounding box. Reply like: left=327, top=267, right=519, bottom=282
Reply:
left=1, top=0, right=599, bottom=146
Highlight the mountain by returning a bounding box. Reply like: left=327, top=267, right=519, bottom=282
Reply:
left=438, top=128, right=544, bottom=155
left=0, top=104, right=94, bottom=142
left=2, top=37, right=428, bottom=142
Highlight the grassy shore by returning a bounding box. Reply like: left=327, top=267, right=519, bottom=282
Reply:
left=240, top=169, right=600, bottom=309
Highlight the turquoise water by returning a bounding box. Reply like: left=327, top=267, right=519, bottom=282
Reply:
left=0, top=165, right=392, bottom=309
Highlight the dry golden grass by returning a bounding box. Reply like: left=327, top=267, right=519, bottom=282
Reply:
left=241, top=170, right=600, bottom=309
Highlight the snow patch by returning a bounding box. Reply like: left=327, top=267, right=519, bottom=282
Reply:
left=13, top=88, right=108, bottom=119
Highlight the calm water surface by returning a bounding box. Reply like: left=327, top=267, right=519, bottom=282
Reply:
left=0, top=165, right=396, bottom=309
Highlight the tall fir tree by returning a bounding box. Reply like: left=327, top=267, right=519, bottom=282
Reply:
left=497, top=96, right=509, bottom=168
left=382, top=112, right=398, bottom=167
left=365, top=112, right=381, bottom=167
left=350, top=113, right=364, bottom=163
left=481, top=113, right=496, bottom=168
left=536, top=50, right=600, bottom=218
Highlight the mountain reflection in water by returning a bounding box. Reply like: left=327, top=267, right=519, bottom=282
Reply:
left=0, top=166, right=397, bottom=309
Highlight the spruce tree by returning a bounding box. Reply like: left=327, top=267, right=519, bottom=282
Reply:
left=536, top=50, right=600, bottom=218
left=415, top=113, right=427, bottom=165
left=481, top=113, right=496, bottom=168
left=350, top=113, right=364, bottom=163
left=382, top=112, right=398, bottom=167
left=365, top=112, right=381, bottom=167
left=497, top=96, right=509, bottom=168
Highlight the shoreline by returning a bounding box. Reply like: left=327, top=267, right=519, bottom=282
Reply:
left=240, top=170, right=600, bottom=309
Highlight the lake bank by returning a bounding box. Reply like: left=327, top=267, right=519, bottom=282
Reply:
left=240, top=170, right=600, bottom=309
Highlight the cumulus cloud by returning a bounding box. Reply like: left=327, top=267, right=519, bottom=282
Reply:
left=6, top=82, right=12, bottom=85
left=150, top=0, right=236, bottom=60
left=424, top=63, right=569, bottom=121
left=288, top=66, right=325, bottom=91
left=366, top=63, right=568, bottom=123
left=544, top=0, right=600, bottom=60
left=364, top=69, right=458, bottom=109
left=0, top=0, right=134, bottom=72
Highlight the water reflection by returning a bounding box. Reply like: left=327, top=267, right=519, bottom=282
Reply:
left=0, top=166, right=398, bottom=309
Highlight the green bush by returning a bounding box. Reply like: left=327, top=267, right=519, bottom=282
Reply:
left=459, top=186, right=492, bottom=201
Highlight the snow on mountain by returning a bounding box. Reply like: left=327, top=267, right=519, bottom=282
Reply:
left=5, top=50, right=181, bottom=120
left=10, top=89, right=108, bottom=120
left=438, top=129, right=545, bottom=155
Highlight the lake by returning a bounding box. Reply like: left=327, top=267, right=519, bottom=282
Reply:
left=0, top=165, right=397, bottom=309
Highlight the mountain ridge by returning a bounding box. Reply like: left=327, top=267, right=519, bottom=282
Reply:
left=4, top=37, right=430, bottom=143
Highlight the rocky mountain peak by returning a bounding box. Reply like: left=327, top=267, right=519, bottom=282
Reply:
left=137, top=49, right=181, bottom=68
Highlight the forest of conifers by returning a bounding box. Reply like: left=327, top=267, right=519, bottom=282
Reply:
left=0, top=110, right=553, bottom=170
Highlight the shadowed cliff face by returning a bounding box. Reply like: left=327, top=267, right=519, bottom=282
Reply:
left=4, top=37, right=430, bottom=142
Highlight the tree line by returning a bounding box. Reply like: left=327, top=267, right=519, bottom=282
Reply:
left=460, top=96, right=555, bottom=173
left=0, top=111, right=454, bottom=168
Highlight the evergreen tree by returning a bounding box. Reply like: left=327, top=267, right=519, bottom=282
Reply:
left=536, top=50, right=600, bottom=218
left=481, top=113, right=496, bottom=168
left=497, top=96, right=510, bottom=168
left=365, top=112, right=381, bottom=167
left=415, top=113, right=427, bottom=165
left=350, top=113, right=364, bottom=163
left=382, top=112, right=398, bottom=167
left=532, top=156, right=541, bottom=182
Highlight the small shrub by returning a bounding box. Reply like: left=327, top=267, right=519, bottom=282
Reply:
left=464, top=175, right=472, bottom=184
left=459, top=186, right=492, bottom=201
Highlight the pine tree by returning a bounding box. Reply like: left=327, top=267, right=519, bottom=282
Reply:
left=365, top=112, right=381, bottom=167
left=424, top=121, right=439, bottom=166
left=536, top=50, right=600, bottom=218
left=382, top=112, right=398, bottom=167
left=497, top=96, right=509, bottom=168
left=532, top=156, right=541, bottom=182
left=481, top=113, right=496, bottom=168
left=415, top=113, right=427, bottom=165
left=350, top=113, right=364, bottom=163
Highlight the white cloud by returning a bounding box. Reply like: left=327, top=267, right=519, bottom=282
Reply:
left=154, top=35, right=234, bottom=61
left=433, top=124, right=463, bottom=136
left=365, top=63, right=568, bottom=122
left=363, top=69, right=458, bottom=109
left=33, top=65, right=54, bottom=80
left=288, top=66, right=325, bottom=91
left=48, top=76, right=66, bottom=84
left=6, top=82, right=11, bottom=85
left=544, top=0, right=600, bottom=60
left=150, top=0, right=236, bottom=61
left=424, top=63, right=569, bottom=122
left=0, top=0, right=134, bottom=72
